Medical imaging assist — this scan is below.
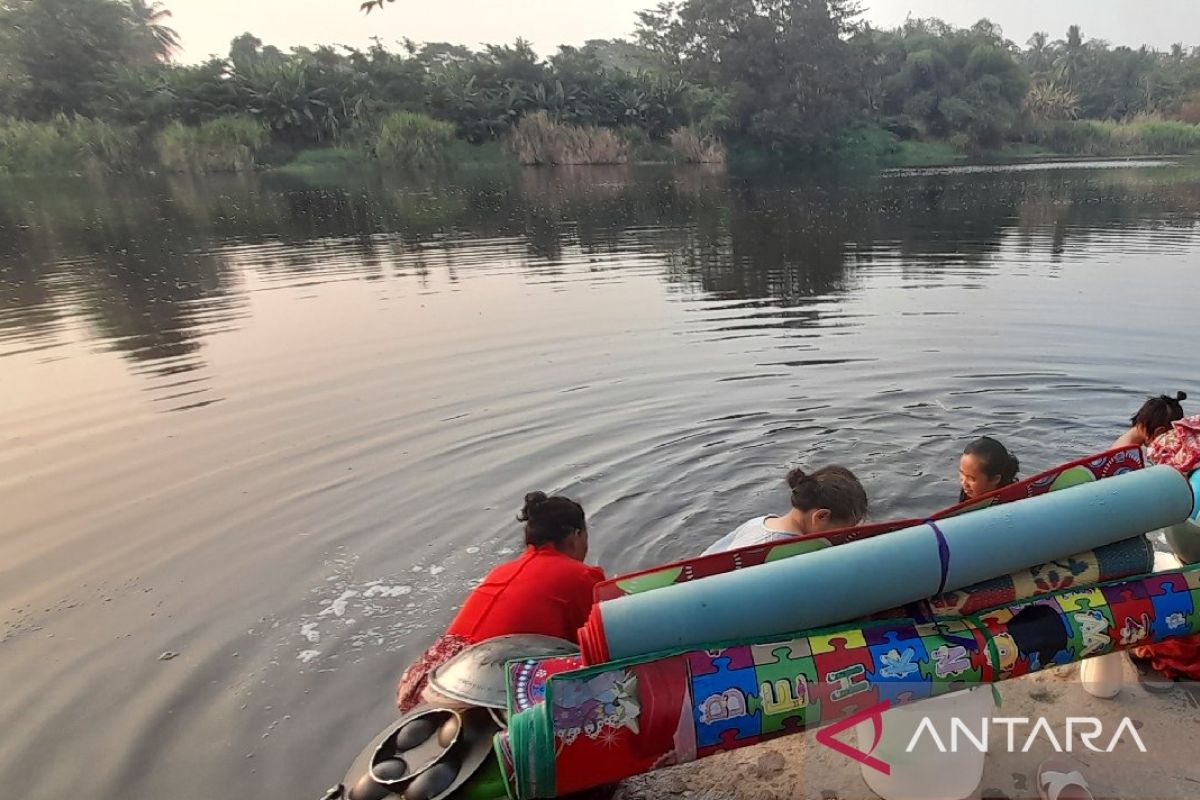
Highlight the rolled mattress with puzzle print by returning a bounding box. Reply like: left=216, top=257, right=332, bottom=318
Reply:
left=499, top=565, right=1200, bottom=799
left=918, top=535, right=1155, bottom=617
left=579, top=466, right=1194, bottom=663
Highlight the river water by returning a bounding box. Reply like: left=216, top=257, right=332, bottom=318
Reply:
left=1, top=160, right=1197, bottom=799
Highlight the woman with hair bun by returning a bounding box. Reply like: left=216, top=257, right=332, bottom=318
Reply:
left=1084, top=391, right=1190, bottom=699
left=396, top=491, right=605, bottom=711
left=1114, top=391, right=1188, bottom=448
left=701, top=465, right=869, bottom=555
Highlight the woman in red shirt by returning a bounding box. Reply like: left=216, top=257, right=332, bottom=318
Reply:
left=396, top=491, right=605, bottom=711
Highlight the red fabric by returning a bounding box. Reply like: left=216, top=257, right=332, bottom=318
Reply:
left=396, top=633, right=471, bottom=711
left=1133, top=634, right=1200, bottom=681
left=447, top=545, right=606, bottom=643
left=396, top=547, right=604, bottom=711
left=1148, top=415, right=1200, bottom=474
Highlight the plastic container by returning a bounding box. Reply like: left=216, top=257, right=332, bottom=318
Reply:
left=855, top=687, right=994, bottom=800
left=1080, top=653, right=1123, bottom=699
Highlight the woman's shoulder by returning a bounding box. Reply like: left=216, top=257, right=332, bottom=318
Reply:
left=546, top=558, right=606, bottom=596
left=563, top=556, right=605, bottom=582
left=702, top=516, right=777, bottom=555
left=530, top=547, right=606, bottom=582
left=733, top=515, right=772, bottom=535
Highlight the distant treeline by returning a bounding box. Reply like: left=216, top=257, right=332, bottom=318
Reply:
left=3, top=0, right=1200, bottom=173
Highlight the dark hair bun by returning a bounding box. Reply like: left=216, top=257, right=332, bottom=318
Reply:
left=786, top=465, right=868, bottom=526
left=786, top=468, right=810, bottom=490
left=1175, top=391, right=1188, bottom=402
left=518, top=492, right=587, bottom=548
left=517, top=491, right=549, bottom=522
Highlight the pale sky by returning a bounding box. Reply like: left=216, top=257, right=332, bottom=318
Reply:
left=168, top=1, right=1200, bottom=63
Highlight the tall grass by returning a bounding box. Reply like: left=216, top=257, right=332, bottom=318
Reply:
left=1024, top=119, right=1200, bottom=156
left=0, top=115, right=138, bottom=174
left=1115, top=120, right=1200, bottom=154
left=373, top=112, right=455, bottom=169
left=156, top=117, right=269, bottom=173
left=280, top=146, right=369, bottom=171
left=508, top=112, right=629, bottom=166
left=667, top=126, right=726, bottom=164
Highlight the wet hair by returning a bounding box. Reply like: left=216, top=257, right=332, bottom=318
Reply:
left=963, top=436, right=1020, bottom=486
left=785, top=465, right=868, bottom=525
left=517, top=491, right=586, bottom=548
left=1130, top=392, right=1187, bottom=436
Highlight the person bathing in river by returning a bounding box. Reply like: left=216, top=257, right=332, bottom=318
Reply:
left=701, top=466, right=868, bottom=555
left=1113, top=391, right=1187, bottom=449
left=958, top=436, right=1020, bottom=503
left=1083, top=391, right=1190, bottom=699
left=395, top=491, right=605, bottom=711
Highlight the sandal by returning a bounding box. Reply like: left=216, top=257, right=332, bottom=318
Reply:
left=1037, top=757, right=1095, bottom=800
left=1128, top=651, right=1176, bottom=694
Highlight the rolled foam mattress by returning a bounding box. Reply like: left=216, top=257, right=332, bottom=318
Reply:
left=579, top=465, right=1194, bottom=663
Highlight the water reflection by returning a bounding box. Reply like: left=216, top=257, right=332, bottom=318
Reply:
left=3, top=160, right=1200, bottom=800
left=2, top=160, right=1200, bottom=406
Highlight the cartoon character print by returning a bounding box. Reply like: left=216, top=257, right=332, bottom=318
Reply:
left=1119, top=613, right=1152, bottom=647
left=1030, top=556, right=1091, bottom=594
left=552, top=670, right=642, bottom=744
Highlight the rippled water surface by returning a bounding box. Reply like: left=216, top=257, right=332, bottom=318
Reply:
left=2, top=160, right=1199, bottom=799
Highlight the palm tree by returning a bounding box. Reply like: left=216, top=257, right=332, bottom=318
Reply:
left=128, top=0, right=180, bottom=62
left=1025, top=32, right=1054, bottom=75
left=1053, top=25, right=1086, bottom=87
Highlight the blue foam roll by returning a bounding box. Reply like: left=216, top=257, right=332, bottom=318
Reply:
left=1193, top=470, right=1200, bottom=523
left=1164, top=470, right=1200, bottom=565
left=596, top=465, right=1193, bottom=661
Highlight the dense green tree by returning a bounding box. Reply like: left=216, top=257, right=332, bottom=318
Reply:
left=128, top=0, right=180, bottom=61
left=871, top=19, right=1028, bottom=148
left=636, top=0, right=869, bottom=154
left=229, top=33, right=285, bottom=71
left=0, top=0, right=165, bottom=117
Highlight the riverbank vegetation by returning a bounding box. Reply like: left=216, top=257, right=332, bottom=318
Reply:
left=156, top=116, right=268, bottom=172
left=3, top=0, right=1200, bottom=174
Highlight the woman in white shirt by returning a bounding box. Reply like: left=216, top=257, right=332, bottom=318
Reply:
left=702, top=465, right=868, bottom=555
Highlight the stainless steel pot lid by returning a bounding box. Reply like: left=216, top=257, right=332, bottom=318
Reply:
left=427, top=634, right=578, bottom=709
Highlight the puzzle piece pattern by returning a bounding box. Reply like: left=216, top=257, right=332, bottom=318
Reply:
left=690, top=654, right=761, bottom=753
left=916, top=618, right=985, bottom=693
left=1146, top=574, right=1194, bottom=638
left=866, top=628, right=931, bottom=704
left=811, top=634, right=879, bottom=722
left=1102, top=582, right=1156, bottom=647
left=1058, top=595, right=1115, bottom=659
left=749, top=643, right=820, bottom=733
left=687, top=646, right=753, bottom=677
